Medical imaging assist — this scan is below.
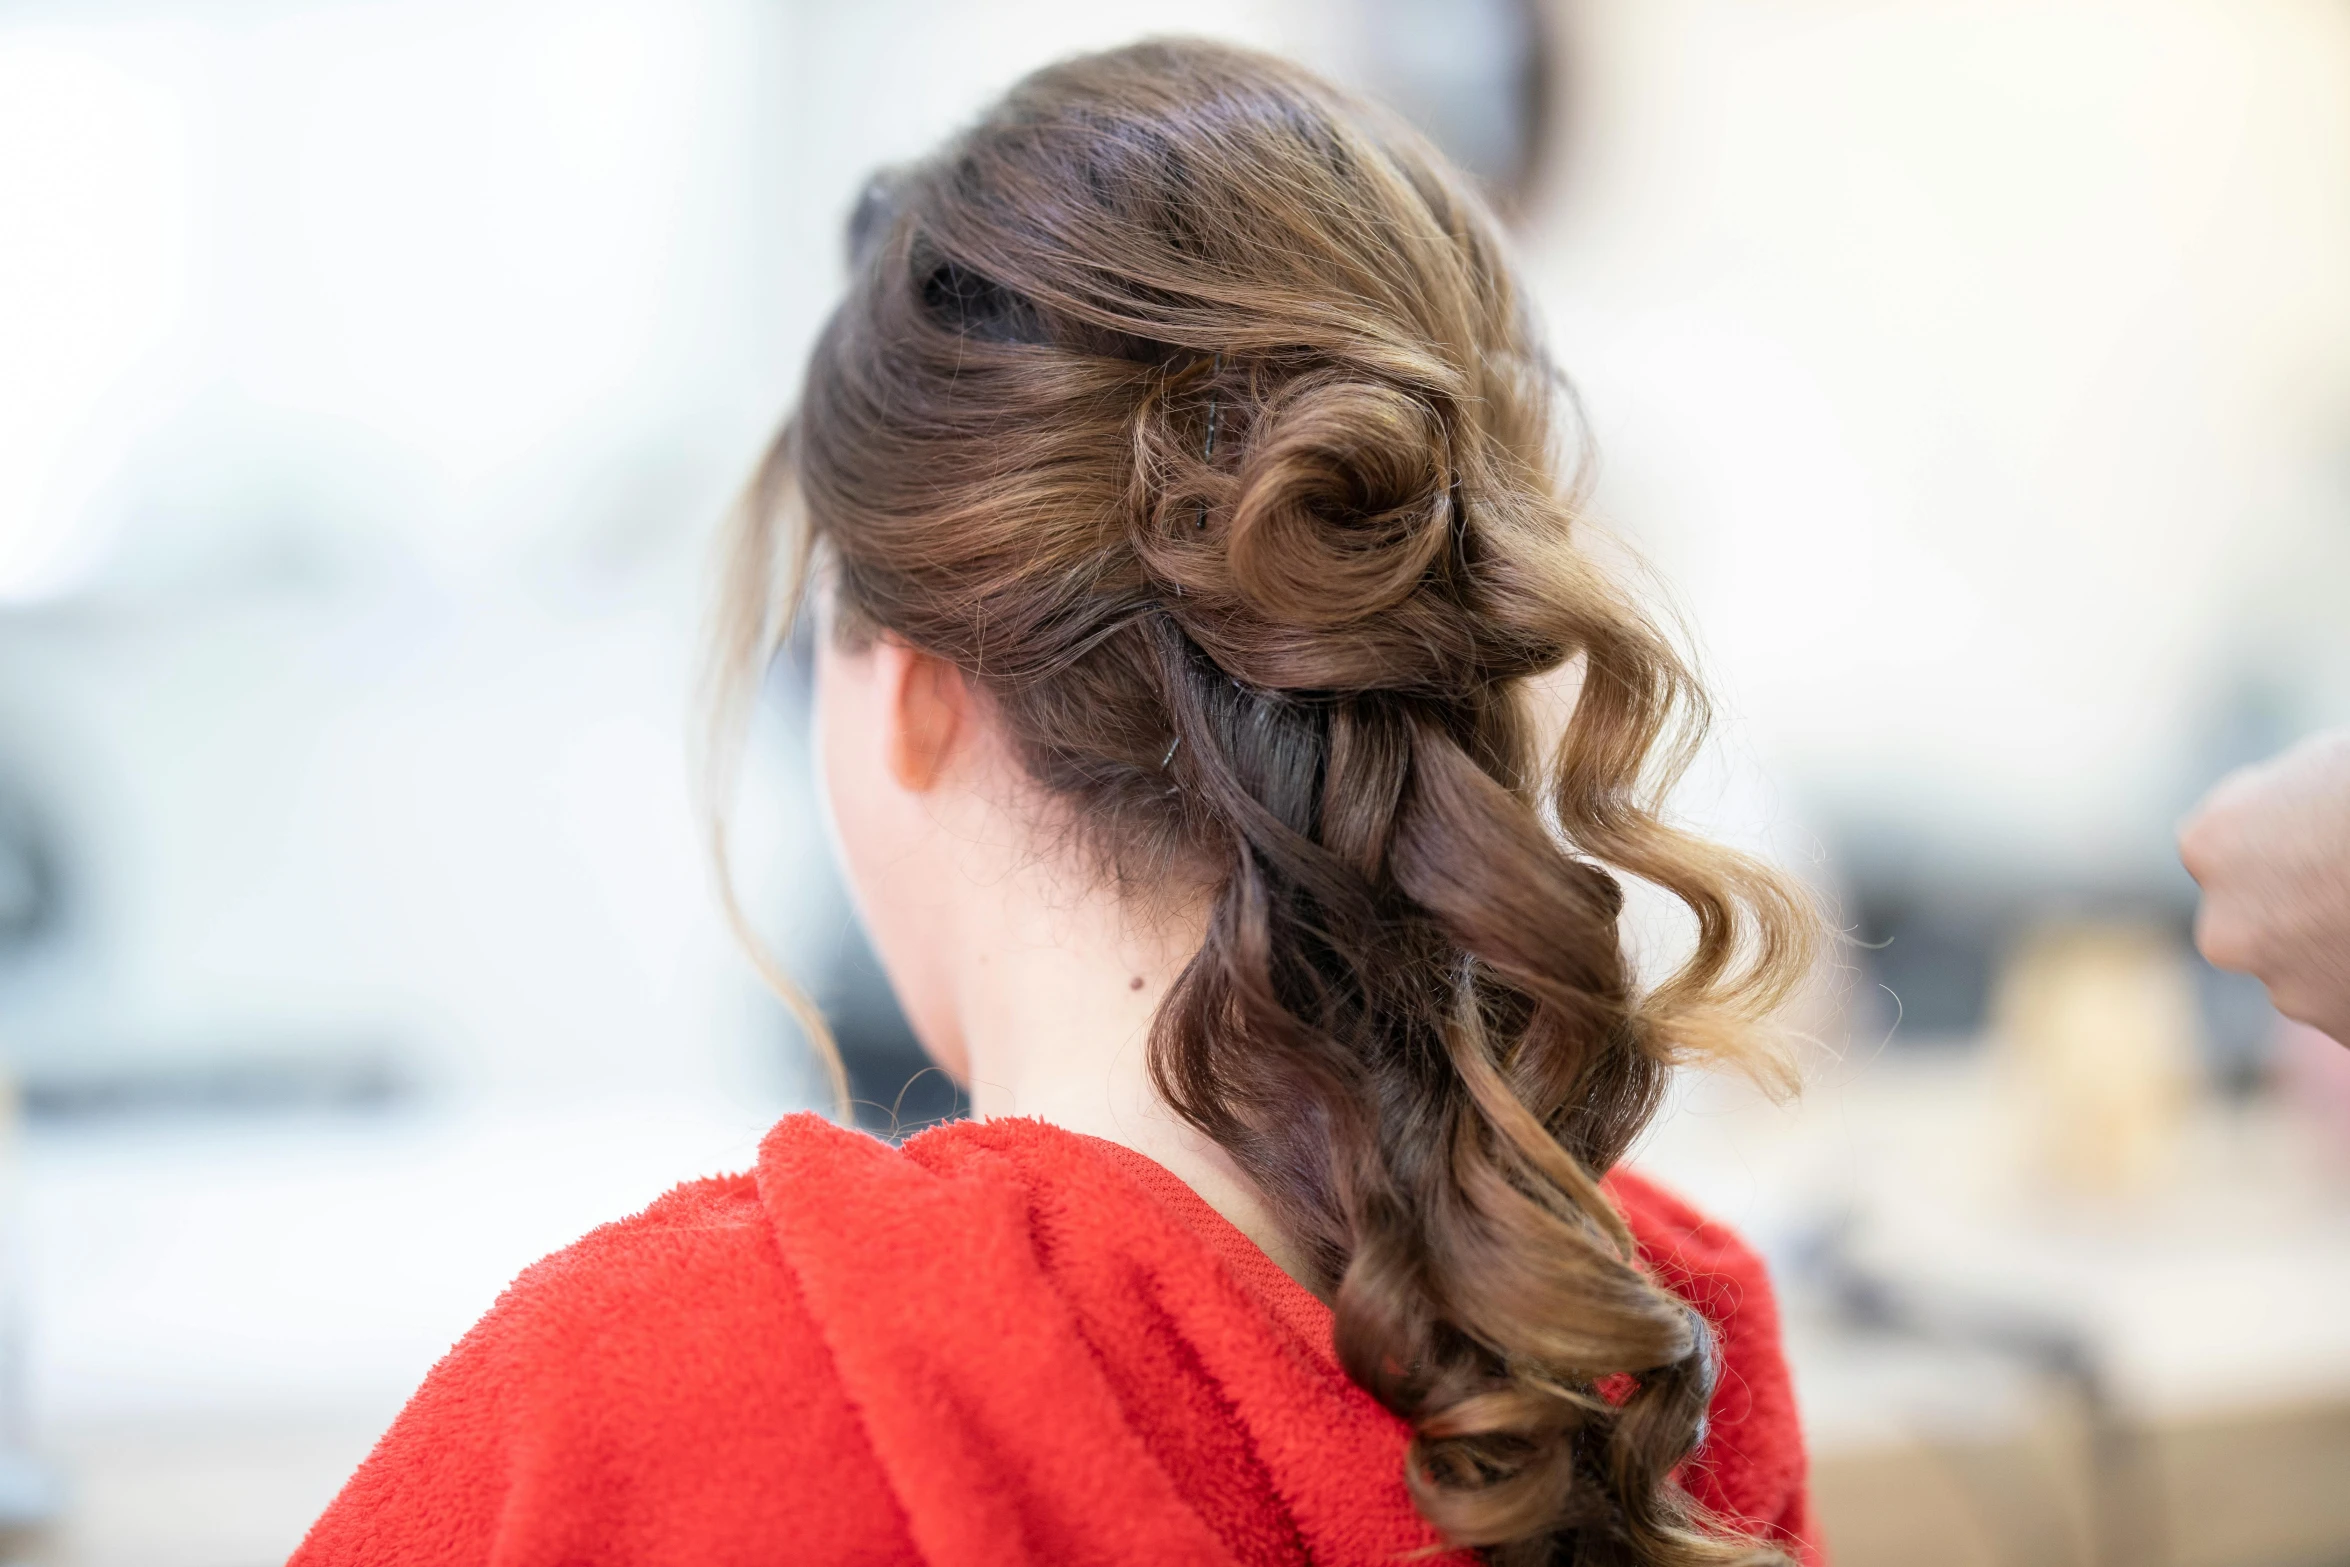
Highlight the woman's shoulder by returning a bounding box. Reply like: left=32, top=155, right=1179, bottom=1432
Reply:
left=511, top=1170, right=774, bottom=1298
left=1603, top=1165, right=1771, bottom=1308
left=471, top=1112, right=993, bottom=1344
left=486, top=1114, right=891, bottom=1335
left=1603, top=1166, right=1816, bottom=1560
left=430, top=1170, right=797, bottom=1388
left=291, top=1145, right=915, bottom=1565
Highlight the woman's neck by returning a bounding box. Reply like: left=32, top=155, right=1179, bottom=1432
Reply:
left=945, top=867, right=1319, bottom=1292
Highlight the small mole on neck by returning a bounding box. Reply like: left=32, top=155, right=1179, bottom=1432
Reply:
left=1128, top=975, right=1145, bottom=991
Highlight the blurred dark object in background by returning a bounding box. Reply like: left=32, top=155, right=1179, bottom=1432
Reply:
left=0, top=784, right=60, bottom=960
left=16, top=1048, right=405, bottom=1123
left=1842, top=834, right=2279, bottom=1097
left=1350, top=0, right=1552, bottom=213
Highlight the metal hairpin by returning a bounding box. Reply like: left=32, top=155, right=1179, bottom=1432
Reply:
left=1203, top=354, right=1222, bottom=458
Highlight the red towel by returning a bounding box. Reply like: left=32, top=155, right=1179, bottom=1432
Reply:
left=294, top=1114, right=1819, bottom=1565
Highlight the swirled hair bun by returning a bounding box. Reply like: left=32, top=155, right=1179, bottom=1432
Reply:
left=710, top=38, right=1818, bottom=1567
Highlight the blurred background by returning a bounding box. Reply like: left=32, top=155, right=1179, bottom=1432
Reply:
left=1, top=1, right=2347, bottom=1562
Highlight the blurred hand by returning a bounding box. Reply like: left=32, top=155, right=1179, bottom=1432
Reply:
left=2180, top=729, right=2350, bottom=1045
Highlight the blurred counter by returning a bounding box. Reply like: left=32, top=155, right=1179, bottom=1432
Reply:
left=7, top=1097, right=790, bottom=1567
left=1634, top=1046, right=2350, bottom=1567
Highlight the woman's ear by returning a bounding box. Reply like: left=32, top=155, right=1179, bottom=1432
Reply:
left=875, top=640, right=971, bottom=794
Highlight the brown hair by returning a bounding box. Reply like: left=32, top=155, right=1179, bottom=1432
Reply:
left=709, top=38, right=1818, bottom=1566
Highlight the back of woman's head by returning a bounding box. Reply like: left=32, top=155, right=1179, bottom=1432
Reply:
left=714, top=38, right=1816, bottom=1567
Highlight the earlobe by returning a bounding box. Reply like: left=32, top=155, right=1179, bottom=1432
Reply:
left=881, top=642, right=967, bottom=794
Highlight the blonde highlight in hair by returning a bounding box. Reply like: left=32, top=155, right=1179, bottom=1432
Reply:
left=707, top=39, right=1819, bottom=1564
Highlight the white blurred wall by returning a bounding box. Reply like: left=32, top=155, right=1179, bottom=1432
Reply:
left=1530, top=0, right=2350, bottom=885
left=0, top=0, right=814, bottom=1101
left=0, top=0, right=1350, bottom=1103
left=1, top=0, right=2346, bottom=1096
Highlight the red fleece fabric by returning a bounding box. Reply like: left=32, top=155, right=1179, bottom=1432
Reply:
left=294, top=1114, right=1820, bottom=1566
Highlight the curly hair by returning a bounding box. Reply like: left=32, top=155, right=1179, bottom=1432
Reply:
left=707, top=38, right=1820, bottom=1566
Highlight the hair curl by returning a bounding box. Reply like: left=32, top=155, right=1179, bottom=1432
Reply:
left=708, top=38, right=1819, bottom=1566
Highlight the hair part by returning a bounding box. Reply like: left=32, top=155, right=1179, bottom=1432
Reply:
left=706, top=38, right=1818, bottom=1566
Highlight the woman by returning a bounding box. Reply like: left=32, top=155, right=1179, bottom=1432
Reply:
left=296, top=39, right=1823, bottom=1567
